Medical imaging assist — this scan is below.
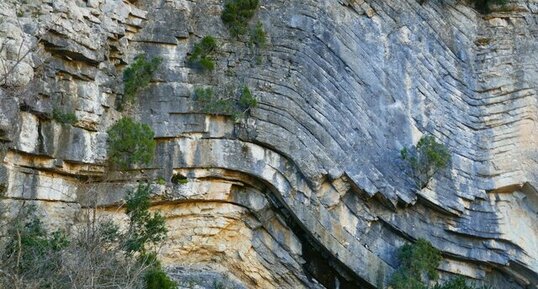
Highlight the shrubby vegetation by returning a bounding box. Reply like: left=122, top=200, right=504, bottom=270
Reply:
left=52, top=107, right=77, bottom=125
left=221, top=0, right=260, bottom=37
left=107, top=117, right=156, bottom=170
left=188, top=36, right=218, bottom=72
left=194, top=85, right=257, bottom=122
left=0, top=183, right=175, bottom=289
left=171, top=174, right=189, bottom=185
left=400, top=135, right=451, bottom=189
left=122, top=54, right=162, bottom=108
left=391, top=239, right=493, bottom=289
left=249, top=21, right=267, bottom=49
left=472, top=0, right=507, bottom=13
left=391, top=239, right=442, bottom=289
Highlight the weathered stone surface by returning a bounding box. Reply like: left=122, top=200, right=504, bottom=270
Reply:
left=0, top=0, right=537, bottom=288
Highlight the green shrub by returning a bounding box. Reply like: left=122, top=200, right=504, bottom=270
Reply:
left=472, top=0, right=507, bottom=13
left=249, top=21, right=267, bottom=49
left=52, top=108, right=77, bottom=125
left=124, top=183, right=168, bottom=254
left=238, top=85, right=257, bottom=110
left=123, top=54, right=162, bottom=108
left=194, top=85, right=257, bottom=122
left=0, top=186, right=174, bottom=289
left=221, top=0, right=259, bottom=37
left=188, top=36, right=218, bottom=72
left=194, top=87, right=235, bottom=116
left=0, top=182, right=6, bottom=196
left=155, top=177, right=166, bottom=185
left=171, top=174, right=189, bottom=185
left=3, top=205, right=69, bottom=279
left=145, top=266, right=177, bottom=289
left=107, top=117, right=156, bottom=170
left=391, top=239, right=441, bottom=289
left=400, top=135, right=451, bottom=189
left=125, top=184, right=176, bottom=289
left=432, top=276, right=492, bottom=289
left=391, top=240, right=495, bottom=289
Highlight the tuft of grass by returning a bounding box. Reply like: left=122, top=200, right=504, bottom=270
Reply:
left=52, top=108, right=77, bottom=125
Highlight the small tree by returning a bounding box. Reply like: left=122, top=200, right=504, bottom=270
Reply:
left=124, top=183, right=167, bottom=254
left=107, top=117, right=156, bottom=170
left=400, top=135, right=451, bottom=189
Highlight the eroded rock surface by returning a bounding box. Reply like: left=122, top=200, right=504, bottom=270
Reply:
left=0, top=0, right=537, bottom=288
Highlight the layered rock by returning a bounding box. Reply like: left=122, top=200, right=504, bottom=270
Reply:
left=0, top=0, right=537, bottom=288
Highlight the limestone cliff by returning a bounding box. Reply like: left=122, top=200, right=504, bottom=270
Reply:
left=0, top=0, right=537, bottom=288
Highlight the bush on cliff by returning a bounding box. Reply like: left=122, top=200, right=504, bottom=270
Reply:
left=122, top=54, right=162, bottom=109
left=472, top=0, right=507, bottom=13
left=188, top=36, right=218, bottom=72
left=52, top=107, right=77, bottom=125
left=400, top=135, right=451, bottom=189
left=107, top=117, right=156, bottom=170
left=194, top=85, right=257, bottom=122
left=391, top=239, right=494, bottom=289
left=221, top=0, right=259, bottom=37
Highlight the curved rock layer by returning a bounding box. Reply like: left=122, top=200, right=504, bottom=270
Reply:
left=0, top=0, right=537, bottom=288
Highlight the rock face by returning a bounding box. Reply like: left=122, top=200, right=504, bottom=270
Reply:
left=0, top=0, right=537, bottom=288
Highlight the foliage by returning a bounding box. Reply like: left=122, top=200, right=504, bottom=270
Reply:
left=391, top=240, right=494, bottom=289
left=107, top=117, right=156, bottom=170
left=249, top=21, right=267, bottom=49
left=155, top=177, right=167, bottom=185
left=124, top=183, right=168, bottom=254
left=0, top=205, right=69, bottom=288
left=188, top=36, right=218, bottom=72
left=52, top=108, right=77, bottom=125
left=221, top=0, right=260, bottom=37
left=238, top=85, right=257, bottom=110
left=0, top=182, right=6, bottom=195
left=145, top=265, right=177, bottom=289
left=432, top=277, right=492, bottom=289
left=123, top=54, right=162, bottom=108
left=125, top=185, right=176, bottom=289
left=194, top=85, right=257, bottom=122
left=171, top=174, right=189, bottom=185
left=472, top=0, right=508, bottom=13
left=0, top=184, right=175, bottom=289
left=4, top=207, right=69, bottom=271
left=391, top=239, right=441, bottom=289
left=400, top=135, right=451, bottom=189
